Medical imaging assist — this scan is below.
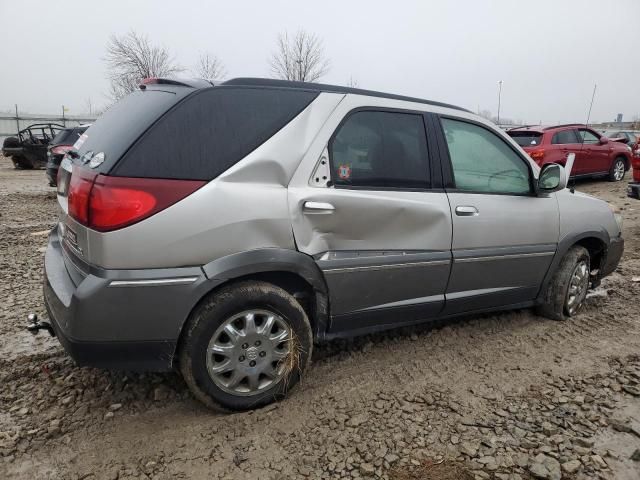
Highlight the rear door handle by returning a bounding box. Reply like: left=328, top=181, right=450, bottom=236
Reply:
left=303, top=201, right=335, bottom=214
left=455, top=205, right=478, bottom=216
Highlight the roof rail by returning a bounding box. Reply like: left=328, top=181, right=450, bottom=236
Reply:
left=221, top=77, right=471, bottom=113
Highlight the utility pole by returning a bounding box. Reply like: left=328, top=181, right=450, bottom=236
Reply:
left=296, top=59, right=302, bottom=82
left=62, top=105, right=66, bottom=126
left=497, top=80, right=503, bottom=125
left=14, top=104, right=19, bottom=133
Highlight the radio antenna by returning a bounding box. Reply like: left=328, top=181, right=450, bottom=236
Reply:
left=585, top=84, right=597, bottom=127
left=570, top=83, right=598, bottom=193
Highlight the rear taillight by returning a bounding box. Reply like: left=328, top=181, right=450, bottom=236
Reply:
left=67, top=167, right=205, bottom=232
left=51, top=145, right=73, bottom=156
left=529, top=149, right=545, bottom=164
left=68, top=168, right=98, bottom=225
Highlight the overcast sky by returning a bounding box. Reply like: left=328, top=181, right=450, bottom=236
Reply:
left=1, top=0, right=638, bottom=124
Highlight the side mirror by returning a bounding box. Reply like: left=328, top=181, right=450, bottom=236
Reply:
left=599, top=136, right=609, bottom=145
left=537, top=163, right=567, bottom=194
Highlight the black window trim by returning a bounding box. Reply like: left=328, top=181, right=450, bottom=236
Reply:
left=327, top=106, right=436, bottom=192
left=435, top=114, right=537, bottom=197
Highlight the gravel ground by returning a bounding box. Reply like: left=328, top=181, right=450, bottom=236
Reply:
left=0, top=154, right=639, bottom=480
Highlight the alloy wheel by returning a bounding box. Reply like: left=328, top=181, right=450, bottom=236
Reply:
left=614, top=160, right=625, bottom=181
left=565, top=260, right=589, bottom=315
left=206, top=310, right=292, bottom=396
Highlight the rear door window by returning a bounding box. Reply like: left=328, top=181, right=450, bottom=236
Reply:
left=551, top=129, right=580, bottom=144
left=329, top=110, right=430, bottom=189
left=114, top=87, right=318, bottom=180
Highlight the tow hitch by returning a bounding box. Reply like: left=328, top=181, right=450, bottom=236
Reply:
left=26, top=313, right=56, bottom=337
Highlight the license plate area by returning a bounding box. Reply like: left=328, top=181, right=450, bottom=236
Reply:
left=62, top=224, right=83, bottom=256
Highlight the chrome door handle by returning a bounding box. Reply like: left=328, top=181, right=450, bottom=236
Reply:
left=303, top=201, right=335, bottom=214
left=455, top=205, right=478, bottom=216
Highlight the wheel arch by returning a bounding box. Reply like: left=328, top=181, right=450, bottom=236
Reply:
left=173, top=249, right=330, bottom=367
left=536, top=230, right=609, bottom=304
left=615, top=153, right=631, bottom=171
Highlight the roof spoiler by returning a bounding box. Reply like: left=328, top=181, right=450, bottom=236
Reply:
left=139, top=77, right=215, bottom=90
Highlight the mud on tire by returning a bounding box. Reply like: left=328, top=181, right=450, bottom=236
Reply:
left=536, top=246, right=590, bottom=321
left=178, top=280, right=313, bottom=411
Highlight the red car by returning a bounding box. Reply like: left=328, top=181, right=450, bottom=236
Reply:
left=507, top=124, right=631, bottom=182
left=627, top=139, right=640, bottom=198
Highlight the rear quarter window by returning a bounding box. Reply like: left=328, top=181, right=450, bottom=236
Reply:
left=113, top=87, right=318, bottom=180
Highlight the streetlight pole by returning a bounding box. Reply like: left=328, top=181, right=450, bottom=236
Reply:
left=497, top=80, right=503, bottom=125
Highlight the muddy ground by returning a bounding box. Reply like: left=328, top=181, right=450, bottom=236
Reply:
left=0, top=155, right=639, bottom=480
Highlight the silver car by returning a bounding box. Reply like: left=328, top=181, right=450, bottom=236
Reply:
left=38, top=77, right=624, bottom=411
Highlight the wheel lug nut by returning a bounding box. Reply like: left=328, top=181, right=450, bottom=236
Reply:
left=241, top=343, right=248, bottom=349
left=259, top=351, right=266, bottom=357
left=249, top=360, right=256, bottom=367
left=239, top=356, right=245, bottom=362
left=255, top=340, right=261, bottom=346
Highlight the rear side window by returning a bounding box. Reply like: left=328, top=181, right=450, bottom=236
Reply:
left=329, top=111, right=430, bottom=189
left=551, top=130, right=579, bottom=144
left=441, top=118, right=530, bottom=195
left=507, top=131, right=542, bottom=147
left=114, top=87, right=318, bottom=180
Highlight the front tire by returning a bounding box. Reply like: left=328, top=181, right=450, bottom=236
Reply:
left=536, top=246, right=590, bottom=321
left=179, top=281, right=313, bottom=411
left=608, top=157, right=626, bottom=182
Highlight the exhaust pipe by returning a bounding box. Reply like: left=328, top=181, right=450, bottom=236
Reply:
left=26, top=313, right=56, bottom=337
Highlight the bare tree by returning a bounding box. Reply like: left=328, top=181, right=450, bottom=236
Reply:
left=269, top=30, right=330, bottom=82
left=193, top=53, right=226, bottom=82
left=105, top=31, right=182, bottom=101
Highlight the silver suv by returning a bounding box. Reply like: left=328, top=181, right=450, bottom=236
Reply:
left=39, top=78, right=624, bottom=410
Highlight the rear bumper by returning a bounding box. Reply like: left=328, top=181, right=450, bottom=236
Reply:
left=43, top=226, right=211, bottom=371
left=600, top=236, right=624, bottom=277
left=627, top=182, right=640, bottom=199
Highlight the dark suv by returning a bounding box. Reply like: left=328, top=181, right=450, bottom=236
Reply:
left=508, top=124, right=631, bottom=181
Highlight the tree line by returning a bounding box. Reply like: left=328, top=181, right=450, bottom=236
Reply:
left=105, top=29, right=333, bottom=102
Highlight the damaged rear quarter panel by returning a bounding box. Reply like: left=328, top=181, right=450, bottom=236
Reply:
left=87, top=93, right=345, bottom=270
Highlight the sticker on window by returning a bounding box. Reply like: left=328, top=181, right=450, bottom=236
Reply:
left=73, top=133, right=88, bottom=150
left=338, top=165, right=351, bottom=180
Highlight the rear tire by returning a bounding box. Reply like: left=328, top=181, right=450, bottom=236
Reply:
left=536, top=246, right=590, bottom=321
left=11, top=155, right=33, bottom=169
left=608, top=157, right=626, bottom=182
left=179, top=281, right=313, bottom=411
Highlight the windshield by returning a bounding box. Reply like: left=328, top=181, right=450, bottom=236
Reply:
left=507, top=131, right=543, bottom=147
